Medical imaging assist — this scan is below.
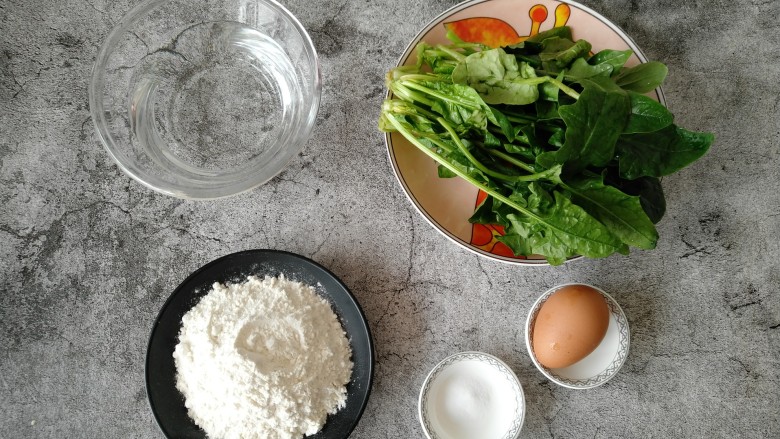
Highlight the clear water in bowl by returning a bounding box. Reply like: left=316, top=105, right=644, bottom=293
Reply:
left=128, top=21, right=301, bottom=175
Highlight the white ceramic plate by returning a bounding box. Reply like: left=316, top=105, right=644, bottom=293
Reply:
left=385, top=0, right=665, bottom=265
left=524, top=283, right=630, bottom=389
left=419, top=352, right=525, bottom=439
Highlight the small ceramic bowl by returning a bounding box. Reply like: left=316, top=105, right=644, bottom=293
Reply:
left=419, top=352, right=525, bottom=439
left=525, top=283, right=630, bottom=389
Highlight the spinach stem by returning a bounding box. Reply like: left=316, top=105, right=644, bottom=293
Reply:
left=523, top=167, right=561, bottom=181
left=390, top=82, right=434, bottom=107
left=437, top=117, right=552, bottom=183
left=545, top=76, right=580, bottom=100
left=516, top=77, right=551, bottom=86
left=385, top=113, right=539, bottom=221
left=400, top=80, right=480, bottom=109
left=484, top=149, right=562, bottom=181
left=436, top=44, right=467, bottom=62
left=394, top=73, right=449, bottom=83
left=382, top=99, right=439, bottom=120
left=426, top=136, right=456, bottom=154
left=437, top=117, right=510, bottom=180
left=483, top=148, right=535, bottom=173
left=503, top=113, right=537, bottom=124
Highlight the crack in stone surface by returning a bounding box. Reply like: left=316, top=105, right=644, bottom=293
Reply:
left=405, top=206, right=415, bottom=288
left=680, top=235, right=712, bottom=258
left=310, top=227, right=335, bottom=258
left=83, top=0, right=108, bottom=16
left=729, top=356, right=761, bottom=381
left=476, top=255, right=495, bottom=291
left=129, top=31, right=149, bottom=52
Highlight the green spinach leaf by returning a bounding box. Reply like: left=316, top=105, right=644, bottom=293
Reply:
left=624, top=91, right=674, bottom=133
left=525, top=26, right=573, bottom=43
left=452, top=48, right=543, bottom=105
left=614, top=61, right=668, bottom=93
left=588, top=49, right=633, bottom=74
left=607, top=173, right=667, bottom=223
left=560, top=173, right=658, bottom=249
left=501, top=188, right=628, bottom=264
left=566, top=57, right=613, bottom=80
left=540, top=39, right=592, bottom=69
left=617, top=125, right=713, bottom=179
left=555, top=78, right=630, bottom=168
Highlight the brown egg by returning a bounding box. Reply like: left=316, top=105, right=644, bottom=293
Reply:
left=532, top=284, right=610, bottom=369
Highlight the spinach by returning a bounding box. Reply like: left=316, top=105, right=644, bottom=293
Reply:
left=614, top=61, right=668, bottom=93
left=525, top=26, right=573, bottom=43
left=564, top=49, right=632, bottom=81
left=501, top=189, right=628, bottom=265
left=380, top=30, right=713, bottom=264
left=624, top=91, right=674, bottom=133
left=537, top=37, right=585, bottom=72
left=558, top=172, right=658, bottom=249
left=555, top=78, right=630, bottom=168
left=390, top=76, right=497, bottom=131
left=588, top=49, right=633, bottom=75
left=545, top=39, right=592, bottom=69
left=616, top=125, right=714, bottom=179
left=490, top=107, right=515, bottom=141
left=451, top=48, right=543, bottom=105
left=607, top=173, right=667, bottom=224
left=566, top=58, right=613, bottom=80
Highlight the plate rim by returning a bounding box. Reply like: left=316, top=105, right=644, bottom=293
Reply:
left=418, top=351, right=526, bottom=439
left=383, top=0, right=666, bottom=266
left=524, top=282, right=631, bottom=389
left=144, top=249, right=375, bottom=438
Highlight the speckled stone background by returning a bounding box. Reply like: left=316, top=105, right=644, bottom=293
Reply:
left=2, top=0, right=779, bottom=437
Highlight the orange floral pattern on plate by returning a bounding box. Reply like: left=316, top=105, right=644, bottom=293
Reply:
left=444, top=3, right=570, bottom=47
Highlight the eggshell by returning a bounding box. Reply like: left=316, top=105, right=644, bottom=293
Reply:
left=532, top=284, right=610, bottom=369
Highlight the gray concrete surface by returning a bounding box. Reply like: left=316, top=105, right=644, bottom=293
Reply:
left=1, top=0, right=779, bottom=437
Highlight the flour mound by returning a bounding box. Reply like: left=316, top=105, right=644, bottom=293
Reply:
left=172, top=275, right=353, bottom=439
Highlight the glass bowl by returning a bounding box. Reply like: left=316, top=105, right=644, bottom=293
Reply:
left=89, top=0, right=321, bottom=199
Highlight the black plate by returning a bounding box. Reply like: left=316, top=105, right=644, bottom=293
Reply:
left=146, top=249, right=374, bottom=438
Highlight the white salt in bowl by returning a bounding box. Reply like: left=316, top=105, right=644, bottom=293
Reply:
left=419, top=352, right=525, bottom=439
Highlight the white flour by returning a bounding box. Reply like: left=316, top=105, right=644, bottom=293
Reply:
left=172, top=275, right=353, bottom=439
